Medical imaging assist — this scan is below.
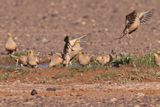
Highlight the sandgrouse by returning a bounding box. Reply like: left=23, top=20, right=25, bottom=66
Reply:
left=48, top=53, right=63, bottom=67
left=5, top=33, right=17, bottom=54
left=117, top=9, right=153, bottom=39
left=78, top=52, right=92, bottom=66
left=62, top=35, right=86, bottom=66
left=27, top=50, right=39, bottom=68
left=96, top=54, right=112, bottom=65
left=154, top=52, right=160, bottom=66
left=16, top=55, right=28, bottom=67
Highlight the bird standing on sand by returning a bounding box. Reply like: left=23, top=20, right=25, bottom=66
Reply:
left=16, top=55, right=28, bottom=67
left=78, top=52, right=92, bottom=66
left=96, top=54, right=112, bottom=65
left=5, top=33, right=17, bottom=54
left=27, top=50, right=39, bottom=68
left=48, top=53, right=63, bottom=67
left=154, top=52, right=160, bottom=66
left=116, top=9, right=153, bottom=39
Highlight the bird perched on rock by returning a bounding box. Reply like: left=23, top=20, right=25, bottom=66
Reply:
left=96, top=54, right=112, bottom=65
left=5, top=33, right=17, bottom=54
left=154, top=52, right=160, bottom=66
left=48, top=53, right=63, bottom=67
left=116, top=9, right=153, bottom=39
left=78, top=52, right=92, bottom=66
left=27, top=50, right=39, bottom=68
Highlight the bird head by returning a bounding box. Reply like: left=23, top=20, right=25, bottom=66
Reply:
left=64, top=35, right=69, bottom=42
left=27, top=50, right=34, bottom=56
left=7, top=33, right=13, bottom=39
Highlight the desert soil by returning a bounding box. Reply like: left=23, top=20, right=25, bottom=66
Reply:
left=0, top=0, right=160, bottom=106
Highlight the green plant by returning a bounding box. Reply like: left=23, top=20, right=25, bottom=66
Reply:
left=132, top=54, right=156, bottom=67
left=111, top=55, right=133, bottom=67
left=12, top=51, right=28, bottom=56
left=0, top=72, right=10, bottom=80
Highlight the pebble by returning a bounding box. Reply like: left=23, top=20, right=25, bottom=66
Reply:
left=136, top=93, right=145, bottom=97
left=110, top=98, right=117, bottom=102
left=134, top=104, right=140, bottom=107
left=46, top=87, right=57, bottom=91
left=81, top=21, right=86, bottom=25
left=31, top=89, right=38, bottom=96
left=42, top=38, right=49, bottom=43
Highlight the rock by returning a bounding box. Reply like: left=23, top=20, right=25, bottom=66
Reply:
left=46, top=87, right=57, bottom=91
left=136, top=93, right=145, bottom=97
left=31, top=89, right=38, bottom=96
left=42, top=38, right=49, bottom=43
left=104, top=28, right=109, bottom=32
left=134, top=104, right=140, bottom=107
left=110, top=98, right=117, bottom=102
left=81, top=21, right=86, bottom=25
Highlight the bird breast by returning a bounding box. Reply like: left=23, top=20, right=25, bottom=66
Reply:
left=49, top=54, right=63, bottom=67
left=28, top=56, right=38, bottom=66
left=5, top=39, right=17, bottom=50
left=19, top=56, right=28, bottom=65
left=78, top=54, right=90, bottom=65
left=128, top=20, right=140, bottom=33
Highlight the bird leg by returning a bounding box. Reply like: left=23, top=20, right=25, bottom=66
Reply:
left=16, top=59, right=19, bottom=67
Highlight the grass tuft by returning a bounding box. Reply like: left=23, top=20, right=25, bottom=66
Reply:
left=132, top=53, right=156, bottom=67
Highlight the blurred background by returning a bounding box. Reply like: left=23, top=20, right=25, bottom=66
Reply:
left=0, top=0, right=159, bottom=55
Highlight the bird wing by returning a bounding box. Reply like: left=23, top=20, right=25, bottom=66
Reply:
left=76, top=35, right=88, bottom=40
left=114, top=10, right=137, bottom=40
left=72, top=35, right=88, bottom=42
left=125, top=10, right=137, bottom=27
left=139, top=9, right=153, bottom=23
left=70, top=35, right=88, bottom=46
left=122, top=10, right=137, bottom=35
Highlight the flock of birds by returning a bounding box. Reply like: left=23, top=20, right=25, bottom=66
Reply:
left=4, top=9, right=160, bottom=68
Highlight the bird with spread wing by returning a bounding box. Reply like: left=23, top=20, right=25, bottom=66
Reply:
left=116, top=9, right=153, bottom=40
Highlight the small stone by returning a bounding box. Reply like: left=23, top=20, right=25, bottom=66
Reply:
left=42, top=38, right=49, bottom=43
left=136, top=93, right=145, bottom=97
left=110, top=98, right=117, bottom=102
left=26, top=34, right=31, bottom=37
left=31, top=89, right=38, bottom=96
left=134, top=104, right=140, bottom=107
left=91, top=19, right=96, bottom=23
left=46, top=87, right=56, bottom=91
left=50, top=2, right=55, bottom=6
left=81, top=21, right=86, bottom=25
left=101, top=42, right=106, bottom=46
left=104, top=28, right=109, bottom=32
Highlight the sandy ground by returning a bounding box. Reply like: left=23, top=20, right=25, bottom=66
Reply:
left=0, top=66, right=159, bottom=106
left=0, top=82, right=160, bottom=107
